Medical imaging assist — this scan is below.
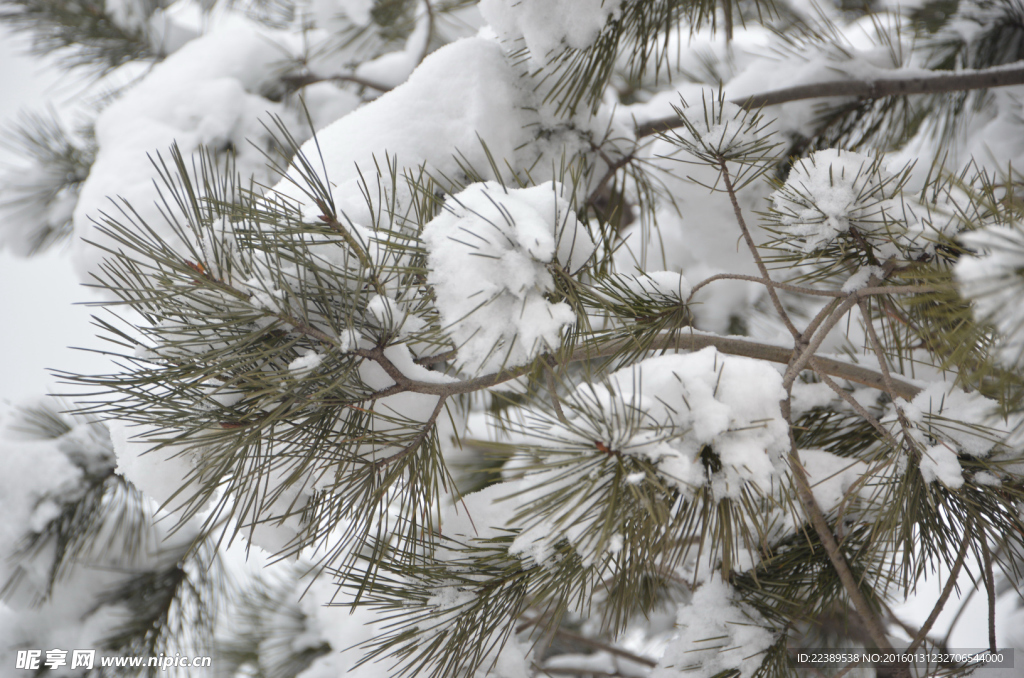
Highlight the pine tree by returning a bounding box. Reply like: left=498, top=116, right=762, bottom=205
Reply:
left=3, top=1, right=1024, bottom=677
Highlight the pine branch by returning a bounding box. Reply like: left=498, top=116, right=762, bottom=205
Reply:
left=907, top=522, right=972, bottom=653
left=859, top=299, right=923, bottom=453
left=280, top=72, right=394, bottom=94
left=347, top=329, right=924, bottom=401
left=981, top=536, right=998, bottom=654
left=371, top=395, right=447, bottom=467
left=636, top=63, right=1024, bottom=138
left=785, top=422, right=900, bottom=663
left=0, top=109, right=94, bottom=255
left=717, top=155, right=801, bottom=339
left=0, top=0, right=162, bottom=71
left=809, top=361, right=901, bottom=448
left=520, top=615, right=657, bottom=668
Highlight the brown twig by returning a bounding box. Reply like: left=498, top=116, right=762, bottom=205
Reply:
left=506, top=333, right=911, bottom=398
left=776, top=285, right=935, bottom=394
left=718, top=157, right=802, bottom=339
left=981, top=535, right=998, bottom=654
left=783, top=294, right=862, bottom=390
left=281, top=72, right=394, bottom=94
left=686, top=272, right=853, bottom=301
left=810, top=360, right=900, bottom=449
left=519, top=615, right=657, bottom=668
left=354, top=331, right=922, bottom=400
left=635, top=63, right=1024, bottom=138
left=371, top=395, right=448, bottom=468
left=784, top=411, right=898, bottom=658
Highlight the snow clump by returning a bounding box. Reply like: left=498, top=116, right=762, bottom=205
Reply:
left=883, top=383, right=1005, bottom=490
left=422, top=181, right=595, bottom=376
left=676, top=100, right=764, bottom=156
left=652, top=575, right=775, bottom=678
left=480, top=0, right=622, bottom=62
left=484, top=348, right=791, bottom=569
left=770, top=149, right=903, bottom=254
left=919, top=444, right=965, bottom=490
left=611, top=348, right=791, bottom=499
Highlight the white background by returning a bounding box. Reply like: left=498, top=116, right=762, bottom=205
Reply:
left=0, top=29, right=108, bottom=410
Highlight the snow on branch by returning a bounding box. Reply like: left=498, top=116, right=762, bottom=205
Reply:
left=636, top=62, right=1024, bottom=138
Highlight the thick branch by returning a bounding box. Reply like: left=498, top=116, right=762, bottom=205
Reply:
left=364, top=331, right=922, bottom=399
left=636, top=63, right=1024, bottom=138
left=361, top=332, right=921, bottom=400
left=589, top=331, right=922, bottom=398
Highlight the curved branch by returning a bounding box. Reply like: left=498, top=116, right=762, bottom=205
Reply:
left=636, top=63, right=1024, bottom=138
left=618, top=332, right=922, bottom=399
left=718, top=157, right=801, bottom=339
left=362, top=331, right=921, bottom=400
left=687, top=272, right=848, bottom=301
